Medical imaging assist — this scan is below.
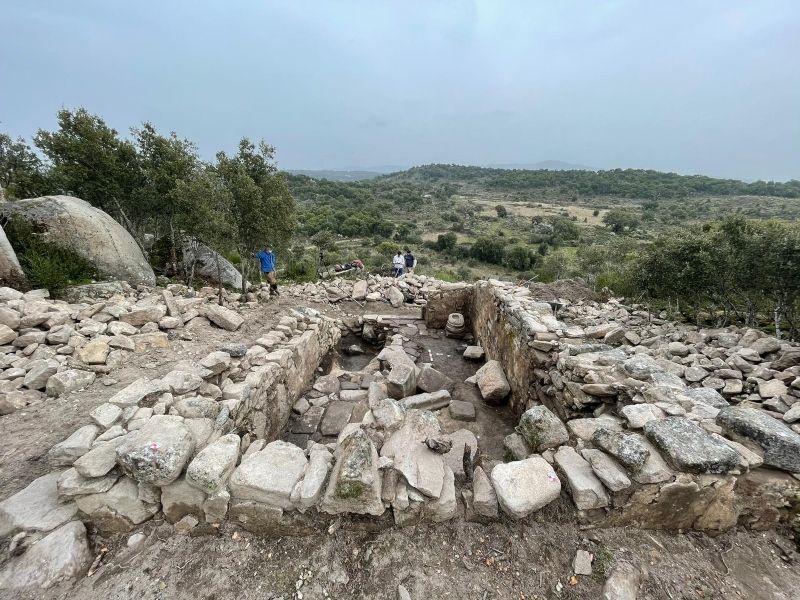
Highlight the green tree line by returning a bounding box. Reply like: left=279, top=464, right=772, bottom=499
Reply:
left=1, top=108, right=297, bottom=292
left=389, top=164, right=800, bottom=199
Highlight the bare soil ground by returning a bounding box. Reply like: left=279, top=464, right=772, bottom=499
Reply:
left=1, top=297, right=799, bottom=600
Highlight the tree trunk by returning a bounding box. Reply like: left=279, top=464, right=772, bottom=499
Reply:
left=216, top=252, right=224, bottom=306
left=169, top=214, right=178, bottom=273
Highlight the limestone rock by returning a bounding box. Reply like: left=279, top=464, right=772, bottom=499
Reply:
left=387, top=286, right=404, bottom=308
left=475, top=360, right=510, bottom=404
left=320, top=401, right=354, bottom=436
left=161, top=477, right=206, bottom=523
left=517, top=406, right=569, bottom=452
left=0, top=195, right=155, bottom=285
left=107, top=377, right=170, bottom=408
left=424, top=465, right=457, bottom=523
left=620, top=404, right=665, bottom=429
left=442, top=429, right=478, bottom=478
left=298, top=448, right=333, bottom=510
left=381, top=409, right=445, bottom=498
left=716, top=406, right=800, bottom=472
left=463, top=345, right=484, bottom=360
left=78, top=340, right=110, bottom=364
left=416, top=364, right=454, bottom=393
left=503, top=432, right=532, bottom=461
left=373, top=398, right=406, bottom=430
left=491, top=456, right=561, bottom=518
left=116, top=415, right=195, bottom=486
left=45, top=369, right=95, bottom=397
left=401, top=390, right=451, bottom=411
left=75, top=477, right=159, bottom=532
left=228, top=440, right=308, bottom=508
left=162, top=370, right=204, bottom=395
left=581, top=449, right=631, bottom=492
left=121, top=305, right=167, bottom=327
left=22, top=359, right=59, bottom=390
left=472, top=466, right=498, bottom=518
left=185, top=433, right=240, bottom=494
left=602, top=562, right=641, bottom=600
left=321, top=429, right=384, bottom=516
left=200, top=351, right=232, bottom=375
left=0, top=521, right=93, bottom=591
left=0, top=472, right=77, bottom=538
left=554, top=446, right=610, bottom=510
left=57, top=467, right=118, bottom=497
left=387, top=363, right=417, bottom=400
left=90, top=403, right=122, bottom=429
left=73, top=442, right=119, bottom=478
left=204, top=303, right=244, bottom=331
left=48, top=424, right=100, bottom=466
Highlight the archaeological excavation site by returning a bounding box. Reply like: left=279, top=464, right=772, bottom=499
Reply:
left=1, top=271, right=800, bottom=599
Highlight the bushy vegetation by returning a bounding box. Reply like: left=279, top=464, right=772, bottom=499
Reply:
left=4, top=216, right=97, bottom=296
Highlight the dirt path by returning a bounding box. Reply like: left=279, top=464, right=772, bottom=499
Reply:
left=1, top=298, right=799, bottom=600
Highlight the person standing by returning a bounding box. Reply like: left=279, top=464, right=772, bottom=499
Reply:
left=404, top=248, right=417, bottom=274
left=251, top=245, right=279, bottom=297
left=392, top=251, right=405, bottom=277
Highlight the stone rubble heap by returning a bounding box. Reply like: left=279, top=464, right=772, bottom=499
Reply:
left=282, top=273, right=455, bottom=308
left=0, top=283, right=262, bottom=417
left=469, top=280, right=800, bottom=530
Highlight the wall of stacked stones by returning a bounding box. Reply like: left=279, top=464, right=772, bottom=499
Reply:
left=466, top=280, right=800, bottom=532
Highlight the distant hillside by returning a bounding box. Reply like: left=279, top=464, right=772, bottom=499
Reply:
left=484, top=160, right=594, bottom=171
left=286, top=170, right=383, bottom=182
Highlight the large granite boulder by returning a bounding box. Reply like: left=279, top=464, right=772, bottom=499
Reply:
left=185, top=433, right=240, bottom=494
left=643, top=417, right=739, bottom=474
left=0, top=195, right=155, bottom=285
left=716, top=406, right=800, bottom=472
left=517, top=406, right=569, bottom=452
left=183, top=241, right=246, bottom=289
left=0, top=224, right=28, bottom=289
left=116, top=415, right=195, bottom=486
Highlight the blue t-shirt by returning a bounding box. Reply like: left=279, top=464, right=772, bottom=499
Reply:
left=404, top=253, right=416, bottom=267
left=254, top=250, right=275, bottom=272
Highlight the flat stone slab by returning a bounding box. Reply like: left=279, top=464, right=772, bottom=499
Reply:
left=401, top=390, right=451, bottom=411
left=0, top=521, right=93, bottom=590
left=107, top=377, right=169, bottom=408
left=581, top=449, right=631, bottom=492
left=449, top=400, right=476, bottom=422
left=554, top=446, right=610, bottom=510
left=463, top=346, right=484, bottom=360
left=643, top=417, right=739, bottom=474
left=491, top=455, right=561, bottom=518
left=716, top=406, right=800, bottom=472
left=228, top=441, right=308, bottom=509
left=320, top=401, right=354, bottom=436
left=0, top=472, right=78, bottom=538
left=592, top=428, right=651, bottom=472
left=293, top=406, right=325, bottom=434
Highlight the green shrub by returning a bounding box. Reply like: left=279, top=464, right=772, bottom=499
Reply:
left=4, top=216, right=97, bottom=296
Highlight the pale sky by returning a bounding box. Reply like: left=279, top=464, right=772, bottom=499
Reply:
left=2, top=1, right=798, bottom=181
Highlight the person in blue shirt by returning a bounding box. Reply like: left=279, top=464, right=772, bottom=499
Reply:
left=251, top=245, right=279, bottom=297
left=404, top=249, right=417, bottom=274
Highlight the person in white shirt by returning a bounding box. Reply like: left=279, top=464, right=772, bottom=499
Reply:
left=392, top=251, right=405, bottom=277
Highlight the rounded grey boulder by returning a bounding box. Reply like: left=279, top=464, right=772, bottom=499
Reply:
left=0, top=195, right=155, bottom=286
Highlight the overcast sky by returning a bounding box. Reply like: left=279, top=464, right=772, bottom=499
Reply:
left=2, top=1, right=798, bottom=181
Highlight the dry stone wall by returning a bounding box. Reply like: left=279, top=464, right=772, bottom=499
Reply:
left=466, top=279, right=800, bottom=532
